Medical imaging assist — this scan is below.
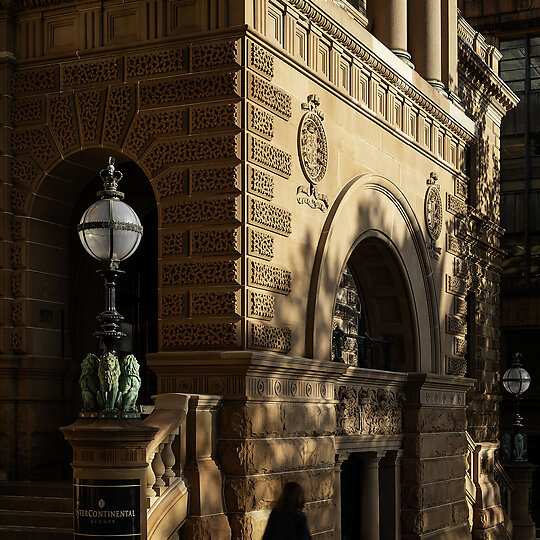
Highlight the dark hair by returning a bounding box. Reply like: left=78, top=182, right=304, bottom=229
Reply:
left=274, top=482, right=306, bottom=514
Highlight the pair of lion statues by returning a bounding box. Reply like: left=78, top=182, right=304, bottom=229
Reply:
left=79, top=352, right=141, bottom=413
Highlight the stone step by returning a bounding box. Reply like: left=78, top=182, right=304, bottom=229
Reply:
left=0, top=481, right=72, bottom=498
left=0, top=525, right=72, bottom=539
left=0, top=509, right=73, bottom=529
left=0, top=495, right=72, bottom=513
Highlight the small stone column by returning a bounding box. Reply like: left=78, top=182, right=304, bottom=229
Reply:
left=379, top=451, right=402, bottom=540
left=408, top=0, right=444, bottom=90
left=360, top=452, right=381, bottom=540
left=504, top=462, right=537, bottom=540
left=334, top=453, right=349, bottom=540
left=369, top=0, right=413, bottom=67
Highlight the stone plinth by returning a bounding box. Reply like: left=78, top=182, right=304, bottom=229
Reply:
left=503, top=462, right=537, bottom=540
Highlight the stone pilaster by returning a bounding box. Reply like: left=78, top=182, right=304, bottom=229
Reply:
left=380, top=451, right=402, bottom=540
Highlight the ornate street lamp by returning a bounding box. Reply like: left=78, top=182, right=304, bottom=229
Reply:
left=77, top=157, right=143, bottom=415
left=501, top=352, right=531, bottom=462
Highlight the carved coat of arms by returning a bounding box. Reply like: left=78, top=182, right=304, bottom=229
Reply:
left=297, top=95, right=329, bottom=211
left=424, top=172, right=442, bottom=260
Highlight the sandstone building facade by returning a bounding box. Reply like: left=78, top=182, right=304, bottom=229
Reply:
left=0, top=0, right=518, bottom=538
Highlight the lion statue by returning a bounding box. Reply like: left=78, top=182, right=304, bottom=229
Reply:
left=97, top=352, right=120, bottom=412
left=118, top=354, right=141, bottom=412
left=79, top=353, right=99, bottom=411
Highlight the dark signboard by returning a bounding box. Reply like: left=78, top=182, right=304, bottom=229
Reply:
left=74, top=478, right=141, bottom=538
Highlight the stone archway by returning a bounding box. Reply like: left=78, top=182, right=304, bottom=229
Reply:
left=307, top=173, right=441, bottom=373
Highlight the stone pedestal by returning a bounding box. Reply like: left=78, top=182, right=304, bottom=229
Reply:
left=504, top=462, right=537, bottom=540
left=61, top=417, right=159, bottom=539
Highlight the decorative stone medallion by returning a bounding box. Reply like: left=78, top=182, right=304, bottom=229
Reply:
left=297, top=94, right=329, bottom=212
left=424, top=172, right=442, bottom=260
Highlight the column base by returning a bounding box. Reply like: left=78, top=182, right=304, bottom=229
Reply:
left=392, top=49, right=415, bottom=69
left=427, top=79, right=447, bottom=95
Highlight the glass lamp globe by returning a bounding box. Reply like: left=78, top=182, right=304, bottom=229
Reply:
left=502, top=353, right=531, bottom=397
left=78, top=199, right=142, bottom=264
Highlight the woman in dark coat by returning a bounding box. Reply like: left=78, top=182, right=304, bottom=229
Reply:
left=262, top=482, right=312, bottom=540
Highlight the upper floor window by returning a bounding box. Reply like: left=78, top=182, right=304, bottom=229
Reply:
left=499, top=37, right=540, bottom=93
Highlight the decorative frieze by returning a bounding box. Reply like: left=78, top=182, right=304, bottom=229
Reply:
left=248, top=72, right=292, bottom=119
left=248, top=135, right=291, bottom=177
left=247, top=228, right=274, bottom=260
left=249, top=260, right=291, bottom=294
left=162, top=261, right=238, bottom=287
left=246, top=377, right=330, bottom=400
left=62, top=58, right=121, bottom=88
left=143, top=135, right=238, bottom=175
left=162, top=198, right=238, bottom=225
left=126, top=47, right=185, bottom=78
left=191, top=292, right=237, bottom=316
left=248, top=167, right=274, bottom=200
left=248, top=103, right=274, bottom=139
left=249, top=41, right=275, bottom=79
left=420, top=388, right=465, bottom=406
left=248, top=197, right=292, bottom=236
left=191, top=40, right=239, bottom=70
left=191, top=103, right=239, bottom=132
left=139, top=73, right=239, bottom=108
left=161, top=322, right=238, bottom=349
left=191, top=166, right=240, bottom=193
left=335, top=386, right=405, bottom=436
left=249, top=291, right=275, bottom=320
left=191, top=230, right=239, bottom=255
left=249, top=322, right=291, bottom=352
left=447, top=193, right=468, bottom=217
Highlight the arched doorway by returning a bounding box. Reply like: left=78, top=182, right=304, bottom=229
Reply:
left=20, top=150, right=157, bottom=478
left=332, top=234, right=417, bottom=372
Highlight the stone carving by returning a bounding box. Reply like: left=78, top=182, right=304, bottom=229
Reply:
left=249, top=291, right=275, bottom=319
left=11, top=243, right=24, bottom=268
left=447, top=234, right=468, bottom=257
left=140, top=72, right=238, bottom=108
left=447, top=274, right=467, bottom=296
left=48, top=93, right=77, bottom=151
left=249, top=103, right=274, bottom=139
left=248, top=229, right=273, bottom=260
left=11, top=126, right=57, bottom=165
left=191, top=166, right=239, bottom=193
left=126, top=48, right=185, bottom=78
left=10, top=158, right=38, bottom=189
left=76, top=90, right=103, bottom=143
left=191, top=103, right=238, bottom=131
left=447, top=315, right=466, bottom=335
left=191, top=40, right=239, bottom=69
left=161, top=322, right=237, bottom=349
left=446, top=356, right=467, bottom=377
left=250, top=323, right=291, bottom=352
left=11, top=302, right=24, bottom=325
left=11, top=271, right=25, bottom=298
left=63, top=58, right=120, bottom=88
left=501, top=433, right=512, bottom=462
left=249, top=135, right=291, bottom=177
left=249, top=42, right=274, bottom=79
left=12, top=217, right=26, bottom=240
left=103, top=85, right=136, bottom=145
left=425, top=172, right=443, bottom=260
left=162, top=232, right=184, bottom=256
left=447, top=193, right=467, bottom=217
left=11, top=327, right=25, bottom=353
left=455, top=177, right=468, bottom=200
left=248, top=72, right=292, bottom=119
left=79, top=352, right=141, bottom=413
left=11, top=66, right=58, bottom=96
left=162, top=261, right=237, bottom=286
left=162, top=293, right=184, bottom=317
left=248, top=167, right=274, bottom=199
left=162, top=198, right=237, bottom=225
left=454, top=338, right=467, bottom=356
left=11, top=98, right=43, bottom=125
left=248, top=198, right=291, bottom=235
left=249, top=260, right=291, bottom=294
left=192, top=292, right=237, bottom=315
left=11, top=188, right=29, bottom=215
left=126, top=109, right=185, bottom=156
left=514, top=433, right=527, bottom=462
left=191, top=230, right=239, bottom=254
left=336, top=385, right=405, bottom=435
left=156, top=169, right=185, bottom=199
left=143, top=135, right=237, bottom=174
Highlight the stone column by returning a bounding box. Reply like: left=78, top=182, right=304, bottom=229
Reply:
left=504, top=462, right=537, bottom=540
left=369, top=0, right=413, bottom=67
left=442, top=0, right=458, bottom=100
left=334, top=453, right=348, bottom=540
left=379, top=451, right=402, bottom=540
left=408, top=0, right=444, bottom=91
left=360, top=452, right=381, bottom=540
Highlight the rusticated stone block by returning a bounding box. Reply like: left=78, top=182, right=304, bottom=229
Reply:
left=304, top=499, right=335, bottom=534
left=403, top=432, right=467, bottom=459
left=402, top=455, right=466, bottom=484
left=179, top=514, right=231, bottom=540
left=402, top=500, right=469, bottom=535
left=402, top=478, right=465, bottom=508
left=229, top=512, right=269, bottom=540
left=218, top=401, right=336, bottom=438
left=404, top=407, right=467, bottom=433
left=217, top=437, right=335, bottom=476
left=224, top=469, right=334, bottom=512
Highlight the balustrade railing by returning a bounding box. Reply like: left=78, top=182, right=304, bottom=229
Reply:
left=332, top=326, right=392, bottom=369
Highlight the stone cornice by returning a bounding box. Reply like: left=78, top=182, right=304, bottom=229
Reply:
left=287, top=0, right=476, bottom=144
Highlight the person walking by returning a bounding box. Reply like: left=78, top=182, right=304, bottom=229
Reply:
left=262, top=482, right=312, bottom=540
